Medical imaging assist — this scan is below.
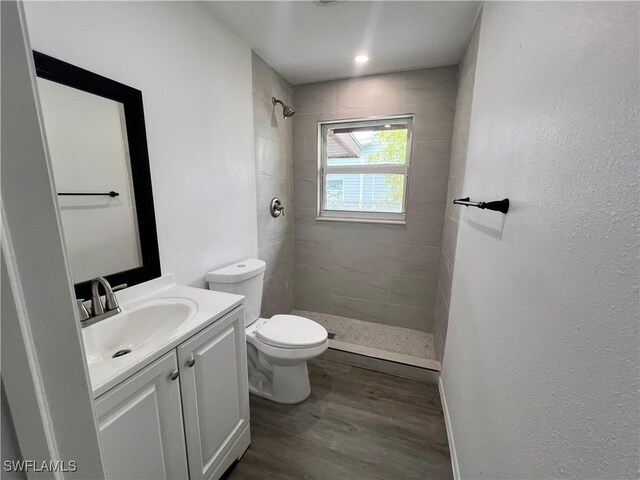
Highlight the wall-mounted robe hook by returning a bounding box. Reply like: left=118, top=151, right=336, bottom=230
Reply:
left=453, top=197, right=509, bottom=214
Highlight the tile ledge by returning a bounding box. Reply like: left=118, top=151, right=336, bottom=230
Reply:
left=329, top=339, right=441, bottom=372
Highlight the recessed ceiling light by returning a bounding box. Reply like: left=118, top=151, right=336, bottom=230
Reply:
left=354, top=54, right=369, bottom=64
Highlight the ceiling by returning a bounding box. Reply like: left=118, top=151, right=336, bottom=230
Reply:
left=206, top=1, right=481, bottom=86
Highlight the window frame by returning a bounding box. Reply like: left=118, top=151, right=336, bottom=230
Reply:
left=317, top=115, right=414, bottom=224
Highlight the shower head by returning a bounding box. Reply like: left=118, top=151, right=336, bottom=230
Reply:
left=272, top=97, right=295, bottom=119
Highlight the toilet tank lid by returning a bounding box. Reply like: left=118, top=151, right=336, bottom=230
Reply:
left=207, top=259, right=266, bottom=283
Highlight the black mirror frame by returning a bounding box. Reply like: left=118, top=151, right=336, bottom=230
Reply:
left=33, top=51, right=161, bottom=300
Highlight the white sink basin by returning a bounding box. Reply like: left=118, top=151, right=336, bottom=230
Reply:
left=82, top=297, right=198, bottom=366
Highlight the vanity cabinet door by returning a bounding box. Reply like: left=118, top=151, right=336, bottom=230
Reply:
left=178, top=307, right=250, bottom=480
left=95, top=351, right=189, bottom=480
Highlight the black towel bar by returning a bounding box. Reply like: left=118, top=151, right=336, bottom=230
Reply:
left=57, top=191, right=119, bottom=197
left=453, top=197, right=509, bottom=214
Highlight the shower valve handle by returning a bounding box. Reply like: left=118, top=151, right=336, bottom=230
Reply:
left=270, top=197, right=285, bottom=217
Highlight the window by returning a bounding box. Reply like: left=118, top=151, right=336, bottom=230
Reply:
left=318, top=116, right=413, bottom=223
left=326, top=179, right=344, bottom=208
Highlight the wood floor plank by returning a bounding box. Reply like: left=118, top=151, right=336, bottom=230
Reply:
left=226, top=357, right=453, bottom=480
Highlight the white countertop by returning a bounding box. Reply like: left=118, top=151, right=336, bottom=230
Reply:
left=84, top=274, right=244, bottom=398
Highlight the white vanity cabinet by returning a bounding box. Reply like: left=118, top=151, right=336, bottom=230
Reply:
left=94, top=306, right=249, bottom=480
left=178, top=307, right=250, bottom=480
left=94, top=350, right=189, bottom=479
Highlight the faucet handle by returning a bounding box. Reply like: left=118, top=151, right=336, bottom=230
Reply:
left=104, top=290, right=119, bottom=311
left=76, top=299, right=90, bottom=321
left=105, top=283, right=126, bottom=311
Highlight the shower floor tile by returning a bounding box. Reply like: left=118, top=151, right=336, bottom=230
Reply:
left=291, top=310, right=439, bottom=370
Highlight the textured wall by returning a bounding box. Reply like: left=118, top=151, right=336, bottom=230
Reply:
left=292, top=67, right=457, bottom=331
left=441, top=2, right=640, bottom=478
left=434, top=16, right=481, bottom=361
left=24, top=1, right=258, bottom=288
left=252, top=53, right=294, bottom=316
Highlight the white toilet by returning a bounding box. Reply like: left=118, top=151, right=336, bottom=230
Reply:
left=207, top=259, right=328, bottom=404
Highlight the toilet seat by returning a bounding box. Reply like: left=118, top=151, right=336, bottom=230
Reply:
left=255, top=314, right=327, bottom=349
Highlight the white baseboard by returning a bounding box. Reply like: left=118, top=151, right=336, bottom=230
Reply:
left=438, top=376, right=460, bottom=480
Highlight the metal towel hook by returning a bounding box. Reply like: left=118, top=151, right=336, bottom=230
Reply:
left=453, top=197, right=509, bottom=214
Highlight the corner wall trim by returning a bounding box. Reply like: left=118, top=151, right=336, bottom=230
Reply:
left=439, top=376, right=460, bottom=480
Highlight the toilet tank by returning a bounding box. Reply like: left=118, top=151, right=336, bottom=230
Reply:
left=207, top=259, right=266, bottom=327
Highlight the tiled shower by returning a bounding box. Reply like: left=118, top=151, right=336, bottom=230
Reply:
left=253, top=52, right=461, bottom=370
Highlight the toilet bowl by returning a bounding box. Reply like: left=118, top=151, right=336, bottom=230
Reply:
left=207, top=260, right=328, bottom=404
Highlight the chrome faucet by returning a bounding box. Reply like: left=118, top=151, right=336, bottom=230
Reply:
left=91, top=277, right=119, bottom=316
left=78, top=277, right=125, bottom=328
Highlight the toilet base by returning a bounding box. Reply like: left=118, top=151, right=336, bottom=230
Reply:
left=247, top=344, right=314, bottom=404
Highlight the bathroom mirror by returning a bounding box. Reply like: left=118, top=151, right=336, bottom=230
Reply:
left=34, top=51, right=160, bottom=300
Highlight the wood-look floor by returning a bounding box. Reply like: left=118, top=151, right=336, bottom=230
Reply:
left=225, top=357, right=453, bottom=480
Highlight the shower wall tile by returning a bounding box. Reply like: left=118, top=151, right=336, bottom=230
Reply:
left=390, top=275, right=436, bottom=309
left=294, top=263, right=332, bottom=294
left=330, top=295, right=389, bottom=324
left=256, top=175, right=292, bottom=214
left=333, top=239, right=393, bottom=275
left=292, top=143, right=319, bottom=179
left=259, top=235, right=293, bottom=278
left=294, top=220, right=336, bottom=244
left=409, top=101, right=456, bottom=142
left=293, top=237, right=332, bottom=266
left=255, top=134, right=292, bottom=178
left=293, top=178, right=317, bottom=210
left=257, top=211, right=281, bottom=248
left=434, top=318, right=445, bottom=363
left=388, top=304, right=434, bottom=331
left=434, top=15, right=482, bottom=360
left=253, top=52, right=291, bottom=104
left=252, top=52, right=294, bottom=314
left=442, top=215, right=459, bottom=266
left=330, top=269, right=390, bottom=303
left=445, top=173, right=466, bottom=221
left=293, top=288, right=332, bottom=313
left=262, top=266, right=289, bottom=314
left=293, top=82, right=337, bottom=116
left=293, top=65, right=458, bottom=332
left=389, top=245, right=441, bottom=278
left=435, top=288, right=450, bottom=340
left=410, top=141, right=453, bottom=178
left=253, top=94, right=291, bottom=145
left=336, top=73, right=405, bottom=110
left=292, top=112, right=326, bottom=147
left=391, top=212, right=445, bottom=247
left=407, top=176, right=449, bottom=212
left=404, top=67, right=458, bottom=106
left=438, top=250, right=453, bottom=308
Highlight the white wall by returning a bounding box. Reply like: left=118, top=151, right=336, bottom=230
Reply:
left=24, top=1, right=258, bottom=287
left=442, top=2, right=639, bottom=478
